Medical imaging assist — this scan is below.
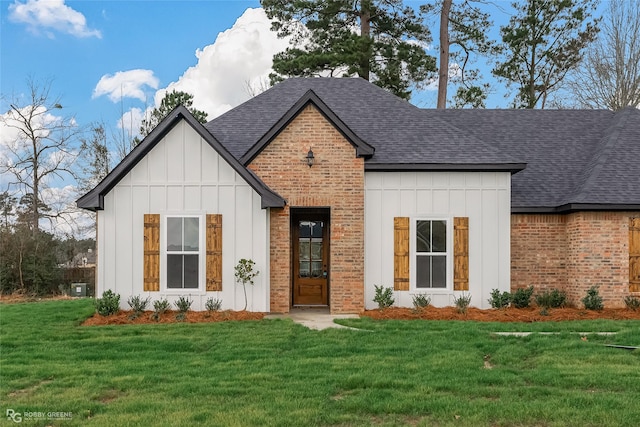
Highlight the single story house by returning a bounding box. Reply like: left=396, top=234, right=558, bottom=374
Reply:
left=78, top=77, right=640, bottom=312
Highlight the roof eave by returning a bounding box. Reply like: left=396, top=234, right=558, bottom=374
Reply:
left=512, top=203, right=640, bottom=214
left=365, top=163, right=527, bottom=173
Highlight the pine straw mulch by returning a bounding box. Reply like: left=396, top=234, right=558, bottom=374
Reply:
left=82, top=306, right=640, bottom=326
left=362, top=306, right=640, bottom=322
left=82, top=310, right=265, bottom=326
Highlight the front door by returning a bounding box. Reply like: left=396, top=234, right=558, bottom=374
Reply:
left=292, top=210, right=329, bottom=306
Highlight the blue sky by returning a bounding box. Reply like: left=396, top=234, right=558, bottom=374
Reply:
left=0, top=0, right=524, bottom=137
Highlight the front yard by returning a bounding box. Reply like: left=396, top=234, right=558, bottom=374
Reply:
left=1, top=299, right=639, bottom=426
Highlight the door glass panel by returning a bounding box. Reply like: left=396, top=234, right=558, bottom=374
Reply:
left=299, top=241, right=310, bottom=261
left=298, top=220, right=323, bottom=278
left=311, top=261, right=323, bottom=278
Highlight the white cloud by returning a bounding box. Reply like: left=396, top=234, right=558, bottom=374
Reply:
left=93, top=70, right=159, bottom=103
left=8, top=0, right=101, bottom=39
left=159, top=7, right=291, bottom=119
left=116, top=107, right=145, bottom=138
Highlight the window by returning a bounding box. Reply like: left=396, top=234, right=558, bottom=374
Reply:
left=165, top=216, right=202, bottom=289
left=415, top=220, right=447, bottom=289
left=298, top=220, right=324, bottom=278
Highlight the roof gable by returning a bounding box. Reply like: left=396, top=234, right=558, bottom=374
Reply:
left=240, top=89, right=375, bottom=164
left=77, top=105, right=285, bottom=211
left=207, top=77, right=525, bottom=172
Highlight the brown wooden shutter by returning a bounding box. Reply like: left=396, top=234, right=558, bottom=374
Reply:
left=394, top=217, right=410, bottom=291
left=630, top=218, right=640, bottom=292
left=206, top=214, right=223, bottom=291
left=453, top=217, right=469, bottom=291
left=143, top=214, right=160, bottom=291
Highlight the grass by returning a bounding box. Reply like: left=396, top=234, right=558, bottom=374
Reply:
left=0, top=300, right=639, bottom=426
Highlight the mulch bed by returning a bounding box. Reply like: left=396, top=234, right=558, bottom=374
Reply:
left=81, top=306, right=640, bottom=325
left=82, top=310, right=265, bottom=326
left=362, top=306, right=640, bottom=322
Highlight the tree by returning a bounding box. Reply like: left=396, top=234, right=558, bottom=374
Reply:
left=567, top=0, right=640, bottom=110
left=493, top=0, right=600, bottom=109
left=0, top=78, right=82, bottom=232
left=422, top=0, right=497, bottom=108
left=78, top=124, right=110, bottom=193
left=262, top=0, right=436, bottom=100
left=137, top=90, right=208, bottom=140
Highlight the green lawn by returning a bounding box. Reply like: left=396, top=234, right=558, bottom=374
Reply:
left=1, top=299, right=639, bottom=427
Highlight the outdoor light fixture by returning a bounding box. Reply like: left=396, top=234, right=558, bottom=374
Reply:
left=306, top=148, right=315, bottom=167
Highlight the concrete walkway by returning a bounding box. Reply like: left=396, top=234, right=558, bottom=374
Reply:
left=264, top=308, right=360, bottom=330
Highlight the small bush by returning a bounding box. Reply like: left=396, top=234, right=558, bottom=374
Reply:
left=535, top=289, right=567, bottom=309
left=205, top=297, right=222, bottom=312
left=127, top=295, right=150, bottom=319
left=151, top=298, right=170, bottom=321
left=488, top=289, right=511, bottom=309
left=373, top=285, right=394, bottom=309
left=624, top=296, right=640, bottom=311
left=582, top=286, right=604, bottom=311
left=175, top=296, right=193, bottom=321
left=95, top=290, right=120, bottom=316
left=512, top=286, right=535, bottom=309
left=454, top=293, right=472, bottom=314
left=411, top=293, right=431, bottom=309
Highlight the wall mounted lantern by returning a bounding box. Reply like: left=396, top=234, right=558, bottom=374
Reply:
left=306, top=148, right=315, bottom=167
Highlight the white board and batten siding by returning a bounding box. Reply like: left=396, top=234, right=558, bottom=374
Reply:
left=97, top=120, right=269, bottom=311
left=365, top=171, right=511, bottom=309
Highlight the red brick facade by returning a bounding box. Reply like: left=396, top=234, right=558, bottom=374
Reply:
left=512, top=213, right=638, bottom=308
left=248, top=105, right=365, bottom=313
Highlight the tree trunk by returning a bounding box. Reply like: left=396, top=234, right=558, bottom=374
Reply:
left=437, top=0, right=453, bottom=109
left=360, top=0, right=372, bottom=81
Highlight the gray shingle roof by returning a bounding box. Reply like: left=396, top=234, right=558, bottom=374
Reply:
left=429, top=107, right=640, bottom=210
left=206, top=77, right=524, bottom=171
left=204, top=77, right=640, bottom=212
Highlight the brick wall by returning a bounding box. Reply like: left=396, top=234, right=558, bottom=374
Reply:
left=248, top=105, right=365, bottom=313
left=511, top=214, right=567, bottom=292
left=566, top=212, right=630, bottom=308
left=512, top=212, right=635, bottom=308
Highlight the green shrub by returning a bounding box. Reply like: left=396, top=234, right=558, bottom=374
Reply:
left=454, top=293, right=472, bottom=314
left=535, top=289, right=567, bottom=309
left=94, top=290, right=120, bottom=316
left=624, top=295, right=640, bottom=311
left=582, top=286, right=604, bottom=311
left=411, top=293, right=431, bottom=309
left=373, top=285, right=394, bottom=309
left=127, top=295, right=150, bottom=318
left=511, top=286, right=535, bottom=308
left=175, top=296, right=193, bottom=321
left=151, top=298, right=170, bottom=321
left=205, top=297, right=222, bottom=312
left=488, top=289, right=511, bottom=309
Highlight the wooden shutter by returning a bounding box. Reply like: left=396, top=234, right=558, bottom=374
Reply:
left=394, top=217, right=410, bottom=291
left=206, top=214, right=223, bottom=291
left=630, top=218, right=640, bottom=292
left=143, top=214, right=160, bottom=291
left=453, top=217, right=469, bottom=291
